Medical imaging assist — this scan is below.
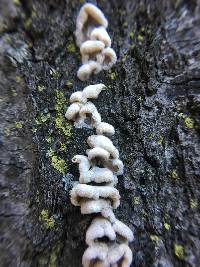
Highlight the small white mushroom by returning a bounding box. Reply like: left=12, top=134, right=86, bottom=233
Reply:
left=108, top=244, right=133, bottom=267
left=70, top=91, right=87, bottom=104
left=87, top=147, right=110, bottom=162
left=83, top=84, right=106, bottom=100
left=86, top=217, right=116, bottom=246
left=113, top=220, right=134, bottom=243
left=87, top=135, right=119, bottom=159
left=90, top=26, right=111, bottom=47
left=81, top=40, right=105, bottom=63
left=77, top=61, right=102, bottom=81
left=79, top=102, right=101, bottom=127
left=99, top=47, right=117, bottom=70
left=82, top=243, right=108, bottom=267
left=75, top=3, right=108, bottom=47
left=96, top=122, right=115, bottom=136
left=65, top=102, right=83, bottom=120
left=72, top=155, right=90, bottom=173
left=70, top=184, right=120, bottom=209
left=80, top=199, right=112, bottom=214
left=104, top=158, right=124, bottom=176
left=83, top=166, right=117, bottom=185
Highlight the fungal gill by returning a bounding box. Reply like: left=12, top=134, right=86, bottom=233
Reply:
left=75, top=3, right=117, bottom=81
left=66, top=83, right=133, bottom=267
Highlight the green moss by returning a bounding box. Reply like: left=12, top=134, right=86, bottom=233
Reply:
left=37, top=85, right=45, bottom=92
left=3, top=127, right=10, bottom=136
left=174, top=244, right=184, bottom=259
left=39, top=209, right=55, bottom=229
left=190, top=199, right=198, bottom=209
left=164, top=223, right=170, bottom=230
left=171, top=170, right=178, bottom=179
left=15, top=121, right=23, bottom=129
left=184, top=117, right=194, bottom=129
left=150, top=235, right=160, bottom=242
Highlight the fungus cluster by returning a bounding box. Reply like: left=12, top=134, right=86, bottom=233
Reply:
left=75, top=3, right=117, bottom=81
left=66, top=84, right=133, bottom=267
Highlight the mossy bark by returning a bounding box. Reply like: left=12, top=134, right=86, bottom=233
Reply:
left=0, top=0, right=200, bottom=266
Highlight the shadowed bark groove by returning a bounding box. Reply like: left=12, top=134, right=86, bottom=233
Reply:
left=0, top=0, right=199, bottom=267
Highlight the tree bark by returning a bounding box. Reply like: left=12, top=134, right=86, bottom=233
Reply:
left=0, top=0, right=200, bottom=266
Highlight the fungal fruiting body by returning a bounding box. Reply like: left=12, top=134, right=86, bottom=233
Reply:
left=66, top=83, right=133, bottom=267
left=75, top=3, right=117, bottom=80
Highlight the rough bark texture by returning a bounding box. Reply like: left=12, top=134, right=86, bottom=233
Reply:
left=0, top=0, right=200, bottom=266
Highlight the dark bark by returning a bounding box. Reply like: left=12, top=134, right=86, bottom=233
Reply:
left=0, top=0, right=200, bottom=266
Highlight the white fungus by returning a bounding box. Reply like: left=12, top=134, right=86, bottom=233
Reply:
left=75, top=3, right=108, bottom=47
left=77, top=60, right=102, bottom=81
left=87, top=135, right=119, bottom=159
left=75, top=3, right=117, bottom=80
left=70, top=184, right=120, bottom=209
left=67, top=83, right=133, bottom=266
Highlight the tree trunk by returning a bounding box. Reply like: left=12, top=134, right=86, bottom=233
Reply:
left=0, top=0, right=200, bottom=266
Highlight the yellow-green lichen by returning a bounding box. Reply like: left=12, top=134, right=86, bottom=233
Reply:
left=133, top=196, right=140, bottom=205
left=129, top=32, right=134, bottom=39
left=138, top=34, right=143, bottom=42
left=66, top=37, right=76, bottom=53
left=66, top=80, right=73, bottom=88
left=60, top=142, right=67, bottom=151
left=55, top=115, right=72, bottom=137
left=108, top=71, right=116, bottom=80
left=24, top=18, right=32, bottom=29
left=37, top=85, right=45, bottom=92
left=39, top=209, right=55, bottom=229
left=3, top=127, right=10, bottom=136
left=164, top=223, right=170, bottom=230
left=171, top=170, right=178, bottom=179
left=184, top=117, right=194, bottom=129
left=15, top=121, right=23, bottom=129
left=16, top=75, right=23, bottom=83
left=157, top=137, right=163, bottom=145
left=51, top=155, right=67, bottom=174
left=46, top=136, right=52, bottom=143
left=190, top=199, right=198, bottom=209
left=150, top=235, right=160, bottom=242
left=174, top=244, right=184, bottom=259
left=13, top=0, right=21, bottom=5
left=35, top=113, right=50, bottom=125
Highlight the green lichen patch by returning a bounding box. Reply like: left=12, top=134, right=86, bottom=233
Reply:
left=3, top=127, right=10, bottom=137
left=190, top=199, right=198, bottom=209
left=39, top=209, right=55, bottom=229
left=171, top=170, right=178, bottom=179
left=133, top=196, right=140, bottom=205
left=150, top=235, right=160, bottom=242
left=184, top=117, right=194, bottom=129
left=164, top=223, right=170, bottom=230
left=37, top=85, right=45, bottom=92
left=47, top=149, right=67, bottom=174
left=15, top=121, right=23, bottom=129
left=35, top=113, right=51, bottom=125
left=66, top=37, right=76, bottom=53
left=174, top=244, right=184, bottom=259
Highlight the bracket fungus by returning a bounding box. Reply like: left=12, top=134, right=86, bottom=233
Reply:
left=75, top=3, right=117, bottom=80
